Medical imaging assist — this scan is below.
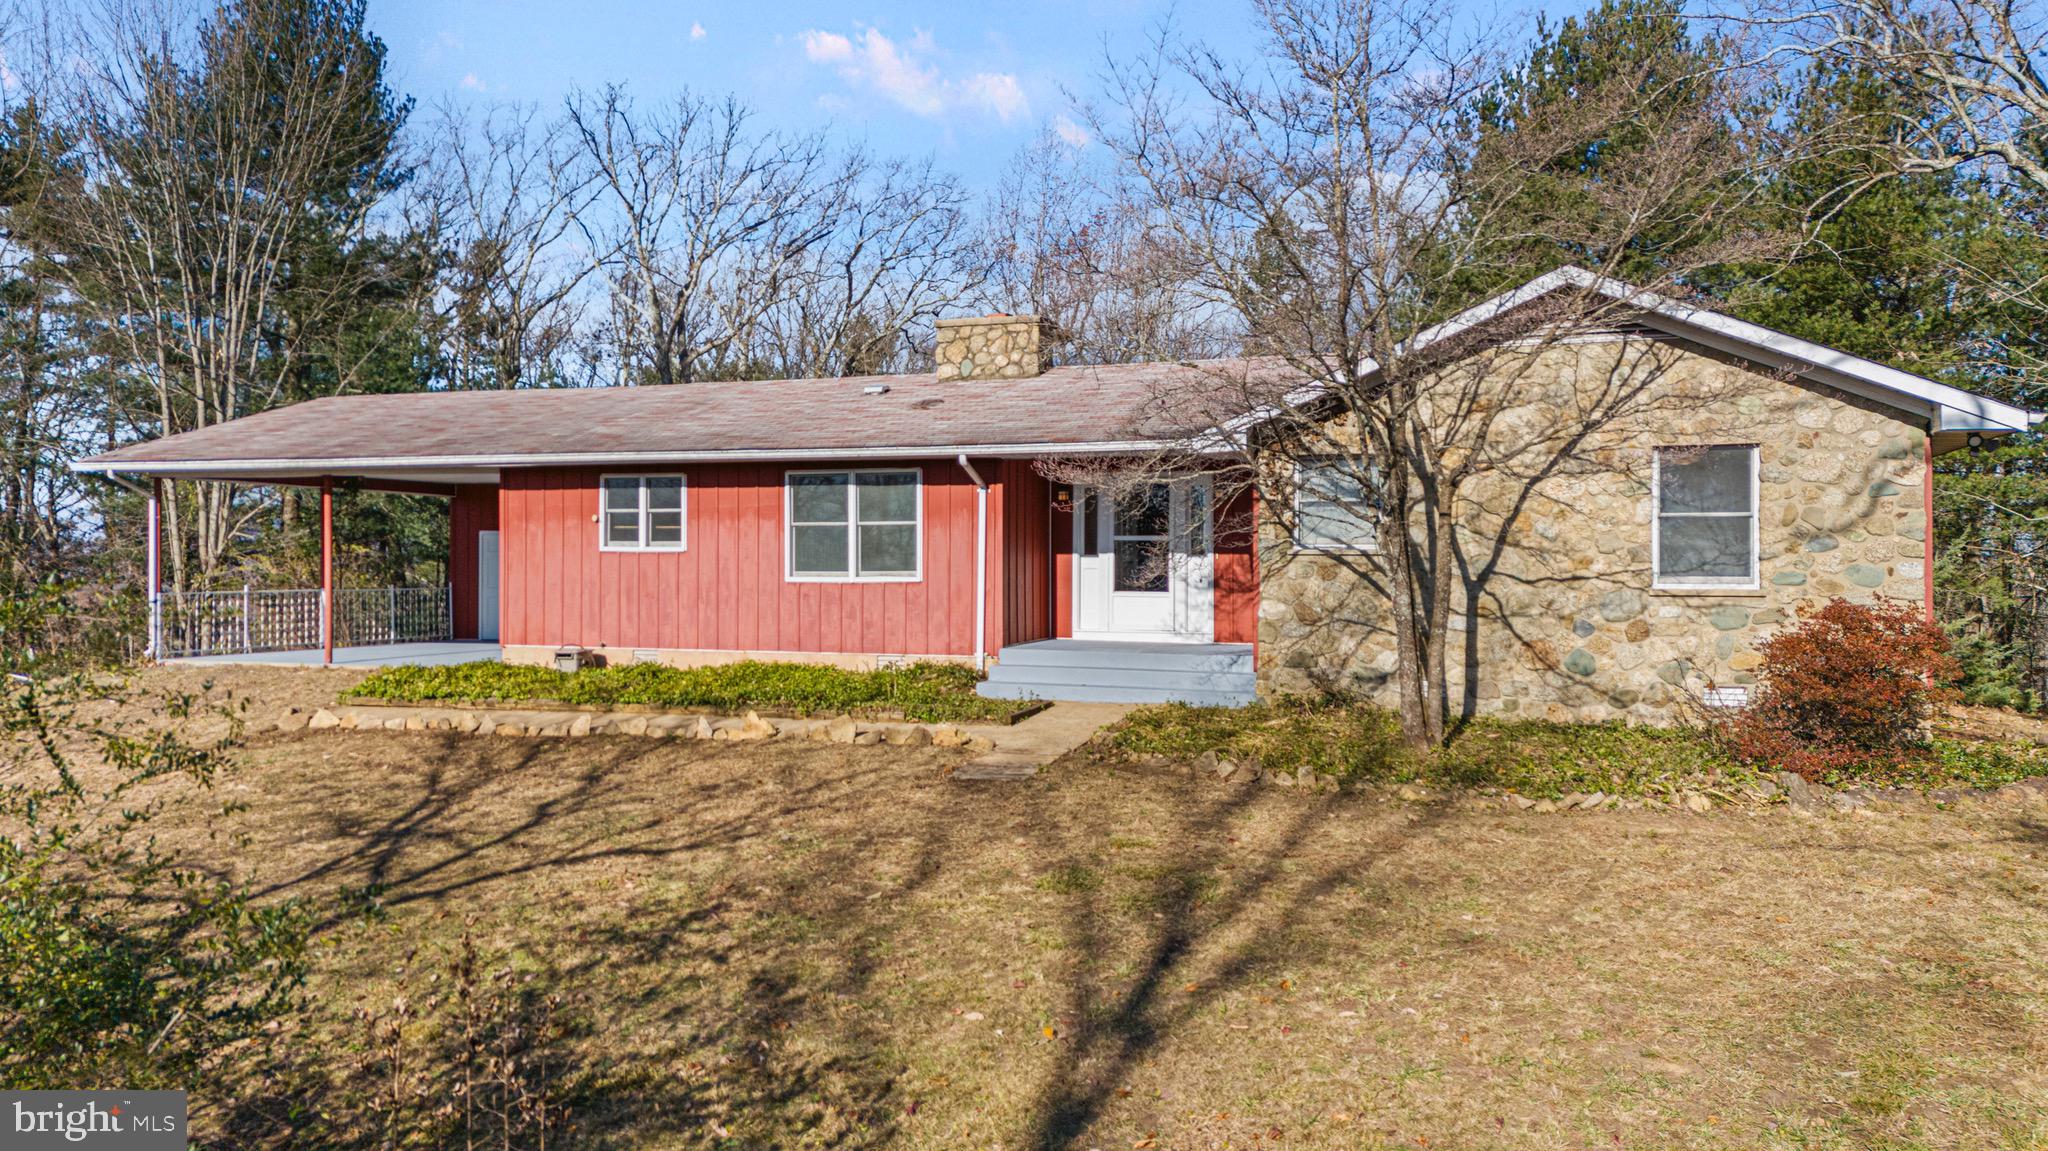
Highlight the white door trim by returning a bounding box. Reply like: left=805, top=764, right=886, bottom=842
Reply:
left=1071, top=478, right=1215, bottom=643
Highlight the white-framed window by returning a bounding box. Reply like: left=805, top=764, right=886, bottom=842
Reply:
left=599, top=474, right=687, bottom=551
left=1652, top=444, right=1758, bottom=589
left=786, top=468, right=922, bottom=581
left=1293, top=457, right=1378, bottom=551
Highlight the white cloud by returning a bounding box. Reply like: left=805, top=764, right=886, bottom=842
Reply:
left=689, top=21, right=706, bottom=40
left=801, top=29, right=853, bottom=62
left=1051, top=113, right=1091, bottom=148
left=797, top=25, right=1028, bottom=124
left=460, top=72, right=486, bottom=91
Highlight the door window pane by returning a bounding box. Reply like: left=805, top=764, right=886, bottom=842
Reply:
left=1114, top=540, right=1169, bottom=592
left=1115, top=485, right=1170, bottom=537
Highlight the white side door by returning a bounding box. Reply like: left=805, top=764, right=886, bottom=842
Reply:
left=476, top=531, right=500, bottom=642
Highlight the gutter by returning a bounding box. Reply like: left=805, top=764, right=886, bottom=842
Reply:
left=958, top=454, right=990, bottom=673
left=70, top=439, right=1201, bottom=477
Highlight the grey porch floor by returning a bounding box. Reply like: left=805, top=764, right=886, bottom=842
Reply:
left=173, top=642, right=502, bottom=669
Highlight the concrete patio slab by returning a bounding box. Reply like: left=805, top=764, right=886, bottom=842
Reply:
left=176, top=642, right=501, bottom=669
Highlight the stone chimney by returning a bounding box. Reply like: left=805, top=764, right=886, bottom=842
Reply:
left=934, top=314, right=1056, bottom=380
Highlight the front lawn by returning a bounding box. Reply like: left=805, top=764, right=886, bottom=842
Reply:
left=128, top=662, right=2048, bottom=1151
left=1102, top=696, right=2048, bottom=796
left=341, top=657, right=1036, bottom=723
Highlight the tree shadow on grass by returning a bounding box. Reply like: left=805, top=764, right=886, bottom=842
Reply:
left=1017, top=773, right=1450, bottom=1150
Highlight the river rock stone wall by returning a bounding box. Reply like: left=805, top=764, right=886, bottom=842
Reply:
left=1255, top=338, right=1931, bottom=724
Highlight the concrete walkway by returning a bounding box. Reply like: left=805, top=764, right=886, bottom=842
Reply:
left=954, top=701, right=1132, bottom=781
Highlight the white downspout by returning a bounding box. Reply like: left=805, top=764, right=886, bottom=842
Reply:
left=958, top=454, right=989, bottom=672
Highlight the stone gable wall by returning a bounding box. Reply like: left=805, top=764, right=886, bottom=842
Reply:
left=1255, top=338, right=1930, bottom=723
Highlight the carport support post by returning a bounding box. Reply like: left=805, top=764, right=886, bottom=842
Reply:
left=145, top=478, right=162, bottom=660
left=320, top=477, right=334, bottom=667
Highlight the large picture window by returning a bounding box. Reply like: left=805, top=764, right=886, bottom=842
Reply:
left=1653, top=445, right=1758, bottom=588
left=600, top=475, right=686, bottom=550
left=787, top=469, right=921, bottom=580
left=1293, top=458, right=1377, bottom=551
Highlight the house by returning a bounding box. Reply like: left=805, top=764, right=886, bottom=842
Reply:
left=73, top=269, right=2038, bottom=719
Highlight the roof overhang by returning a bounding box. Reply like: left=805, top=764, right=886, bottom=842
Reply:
left=68, top=439, right=1199, bottom=483
left=1467, top=267, right=2040, bottom=436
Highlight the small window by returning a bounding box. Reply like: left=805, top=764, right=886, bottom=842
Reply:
left=1293, top=458, right=1377, bottom=551
left=600, top=475, right=687, bottom=550
left=787, top=469, right=921, bottom=580
left=1654, top=445, right=1757, bottom=588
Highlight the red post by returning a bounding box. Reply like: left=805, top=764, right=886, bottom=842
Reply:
left=1923, top=435, right=1936, bottom=626
left=321, top=477, right=334, bottom=666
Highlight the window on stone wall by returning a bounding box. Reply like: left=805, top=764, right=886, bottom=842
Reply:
left=1293, top=458, right=1378, bottom=551
left=1653, top=445, right=1758, bottom=588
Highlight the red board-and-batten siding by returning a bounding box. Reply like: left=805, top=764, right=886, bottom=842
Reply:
left=457, top=459, right=1255, bottom=657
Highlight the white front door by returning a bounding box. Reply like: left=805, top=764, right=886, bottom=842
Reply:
left=1073, top=477, right=1214, bottom=641
left=476, top=531, right=500, bottom=642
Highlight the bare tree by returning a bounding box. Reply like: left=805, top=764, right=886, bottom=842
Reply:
left=751, top=153, right=984, bottom=378
left=981, top=130, right=1229, bottom=365
left=43, top=0, right=412, bottom=588
left=1074, top=0, right=1780, bottom=747
left=1751, top=0, right=2048, bottom=194
left=431, top=100, right=605, bottom=389
left=566, top=87, right=850, bottom=385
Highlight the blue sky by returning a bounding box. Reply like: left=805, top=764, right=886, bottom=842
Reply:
left=365, top=0, right=1562, bottom=193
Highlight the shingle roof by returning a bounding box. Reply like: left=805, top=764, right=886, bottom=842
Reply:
left=75, top=358, right=1299, bottom=478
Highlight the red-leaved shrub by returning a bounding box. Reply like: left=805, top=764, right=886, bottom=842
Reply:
left=1722, top=597, right=1957, bottom=781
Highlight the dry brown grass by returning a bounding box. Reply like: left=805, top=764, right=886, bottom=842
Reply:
left=121, top=665, right=2048, bottom=1149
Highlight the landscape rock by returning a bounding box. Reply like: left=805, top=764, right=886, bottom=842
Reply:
left=1682, top=792, right=1712, bottom=813
left=1506, top=794, right=1537, bottom=810
left=620, top=717, right=649, bottom=737
left=852, top=729, right=884, bottom=746
left=307, top=708, right=341, bottom=730
left=1395, top=783, right=1432, bottom=802
left=277, top=708, right=309, bottom=732
left=568, top=713, right=592, bottom=737
left=737, top=711, right=777, bottom=740
left=458, top=714, right=481, bottom=734
left=404, top=716, right=426, bottom=731
left=824, top=715, right=859, bottom=744
left=1192, top=750, right=1220, bottom=776
left=884, top=725, right=932, bottom=747
left=930, top=726, right=968, bottom=748
left=686, top=717, right=716, bottom=740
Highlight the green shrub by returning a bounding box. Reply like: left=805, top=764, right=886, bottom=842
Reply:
left=345, top=659, right=1032, bottom=723
left=0, top=676, right=309, bottom=1089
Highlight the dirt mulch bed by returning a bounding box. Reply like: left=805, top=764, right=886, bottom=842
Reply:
left=82, top=666, right=2048, bottom=1148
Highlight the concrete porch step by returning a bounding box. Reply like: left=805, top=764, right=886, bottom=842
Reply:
left=976, top=639, right=1257, bottom=707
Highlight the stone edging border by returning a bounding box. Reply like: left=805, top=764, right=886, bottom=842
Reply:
left=338, top=697, right=1050, bottom=726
